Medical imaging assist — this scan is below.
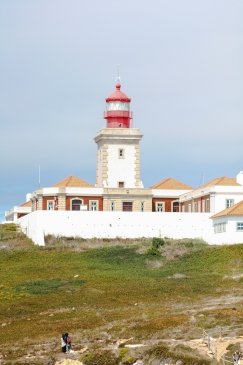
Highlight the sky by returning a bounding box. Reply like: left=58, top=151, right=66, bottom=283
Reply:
left=0, top=0, right=243, bottom=221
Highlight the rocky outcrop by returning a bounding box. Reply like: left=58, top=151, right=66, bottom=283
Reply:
left=55, top=359, right=83, bottom=365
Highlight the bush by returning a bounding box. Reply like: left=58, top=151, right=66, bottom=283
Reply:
left=146, top=246, right=160, bottom=256
left=146, top=237, right=165, bottom=255
left=152, top=237, right=165, bottom=249
left=119, top=348, right=136, bottom=365
left=83, top=350, right=119, bottom=365
left=145, top=343, right=211, bottom=365
left=146, top=343, right=169, bottom=358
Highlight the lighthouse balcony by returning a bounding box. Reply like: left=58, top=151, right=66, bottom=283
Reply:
left=104, top=110, right=132, bottom=119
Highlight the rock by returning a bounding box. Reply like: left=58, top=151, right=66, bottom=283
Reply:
left=78, top=346, right=88, bottom=354
left=55, top=359, right=83, bottom=365
left=117, top=337, right=134, bottom=347
left=133, top=360, right=144, bottom=365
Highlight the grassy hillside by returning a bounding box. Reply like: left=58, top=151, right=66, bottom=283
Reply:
left=0, top=227, right=243, bottom=363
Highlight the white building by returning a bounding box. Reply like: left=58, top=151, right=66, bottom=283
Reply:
left=180, top=173, right=243, bottom=213
left=211, top=200, right=243, bottom=244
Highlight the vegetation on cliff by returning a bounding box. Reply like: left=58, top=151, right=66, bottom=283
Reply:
left=0, top=224, right=242, bottom=364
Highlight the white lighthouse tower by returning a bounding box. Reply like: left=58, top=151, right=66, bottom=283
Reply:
left=95, top=80, right=143, bottom=189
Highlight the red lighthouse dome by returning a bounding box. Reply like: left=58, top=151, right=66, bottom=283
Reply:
left=104, top=82, right=132, bottom=128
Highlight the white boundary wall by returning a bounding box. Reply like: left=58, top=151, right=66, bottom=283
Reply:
left=17, top=211, right=218, bottom=246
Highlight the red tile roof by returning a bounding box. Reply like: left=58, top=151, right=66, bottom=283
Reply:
left=20, top=200, right=32, bottom=207
left=200, top=177, right=240, bottom=189
left=211, top=200, right=243, bottom=218
left=53, top=176, right=93, bottom=188
left=151, top=178, right=192, bottom=190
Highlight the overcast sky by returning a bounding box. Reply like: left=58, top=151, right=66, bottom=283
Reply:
left=0, top=0, right=243, bottom=220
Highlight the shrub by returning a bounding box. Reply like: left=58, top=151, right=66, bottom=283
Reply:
left=83, top=350, right=119, bottom=365
left=146, top=237, right=165, bottom=255
left=119, top=348, right=136, bottom=365
left=145, top=343, right=211, bottom=365
left=152, top=237, right=165, bottom=249
left=14, top=278, right=85, bottom=295
left=146, top=246, right=160, bottom=256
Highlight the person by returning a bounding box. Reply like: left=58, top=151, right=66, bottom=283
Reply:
left=61, top=333, right=68, bottom=353
left=237, top=351, right=242, bottom=365
left=66, top=334, right=72, bottom=352
left=233, top=352, right=241, bottom=365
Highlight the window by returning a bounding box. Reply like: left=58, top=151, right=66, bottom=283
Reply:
left=141, top=202, right=144, bottom=212
left=90, top=200, right=98, bottom=211
left=198, top=201, right=201, bottom=212
left=111, top=201, right=115, bottom=211
left=214, top=222, right=226, bottom=233
left=172, top=201, right=179, bottom=212
left=47, top=200, right=54, bottom=210
left=156, top=202, right=165, bottom=212
left=236, top=222, right=243, bottom=231
left=202, top=200, right=205, bottom=212
left=118, top=181, right=124, bottom=188
left=205, top=199, right=210, bottom=212
left=107, top=102, right=129, bottom=111
left=71, top=199, right=83, bottom=211
left=226, top=199, right=234, bottom=209
left=123, top=202, right=133, bottom=211
left=118, top=148, right=124, bottom=159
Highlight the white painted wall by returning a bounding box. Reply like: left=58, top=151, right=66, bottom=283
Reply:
left=236, top=171, right=243, bottom=185
left=211, top=216, right=243, bottom=244
left=17, top=210, right=228, bottom=246
left=32, top=187, right=103, bottom=196
left=214, top=193, right=243, bottom=213
left=152, top=189, right=192, bottom=198
left=107, top=144, right=136, bottom=187
left=5, top=206, right=32, bottom=222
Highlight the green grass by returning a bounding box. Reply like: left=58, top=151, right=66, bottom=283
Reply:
left=0, top=223, right=33, bottom=248
left=1, top=238, right=243, bottom=362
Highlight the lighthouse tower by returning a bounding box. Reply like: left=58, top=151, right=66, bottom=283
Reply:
left=95, top=81, right=143, bottom=189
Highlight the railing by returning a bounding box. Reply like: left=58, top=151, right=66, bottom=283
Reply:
left=202, top=325, right=242, bottom=363
left=202, top=329, right=217, bottom=356
left=104, top=110, right=132, bottom=118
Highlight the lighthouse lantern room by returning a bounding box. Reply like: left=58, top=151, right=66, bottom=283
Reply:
left=104, top=81, right=132, bottom=128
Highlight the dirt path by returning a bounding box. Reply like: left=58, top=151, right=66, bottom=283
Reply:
left=2, top=334, right=242, bottom=364
left=184, top=336, right=243, bottom=361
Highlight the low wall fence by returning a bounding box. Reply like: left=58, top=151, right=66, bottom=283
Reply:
left=202, top=325, right=242, bottom=363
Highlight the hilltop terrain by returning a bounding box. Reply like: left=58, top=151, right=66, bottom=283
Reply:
left=0, top=224, right=243, bottom=364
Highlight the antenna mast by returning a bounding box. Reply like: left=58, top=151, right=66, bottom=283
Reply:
left=116, top=65, right=121, bottom=84
left=38, top=165, right=41, bottom=188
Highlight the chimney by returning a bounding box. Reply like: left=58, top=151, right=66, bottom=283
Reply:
left=236, top=171, right=243, bottom=185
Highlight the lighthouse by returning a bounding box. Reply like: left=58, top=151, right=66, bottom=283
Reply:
left=95, top=80, right=143, bottom=190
